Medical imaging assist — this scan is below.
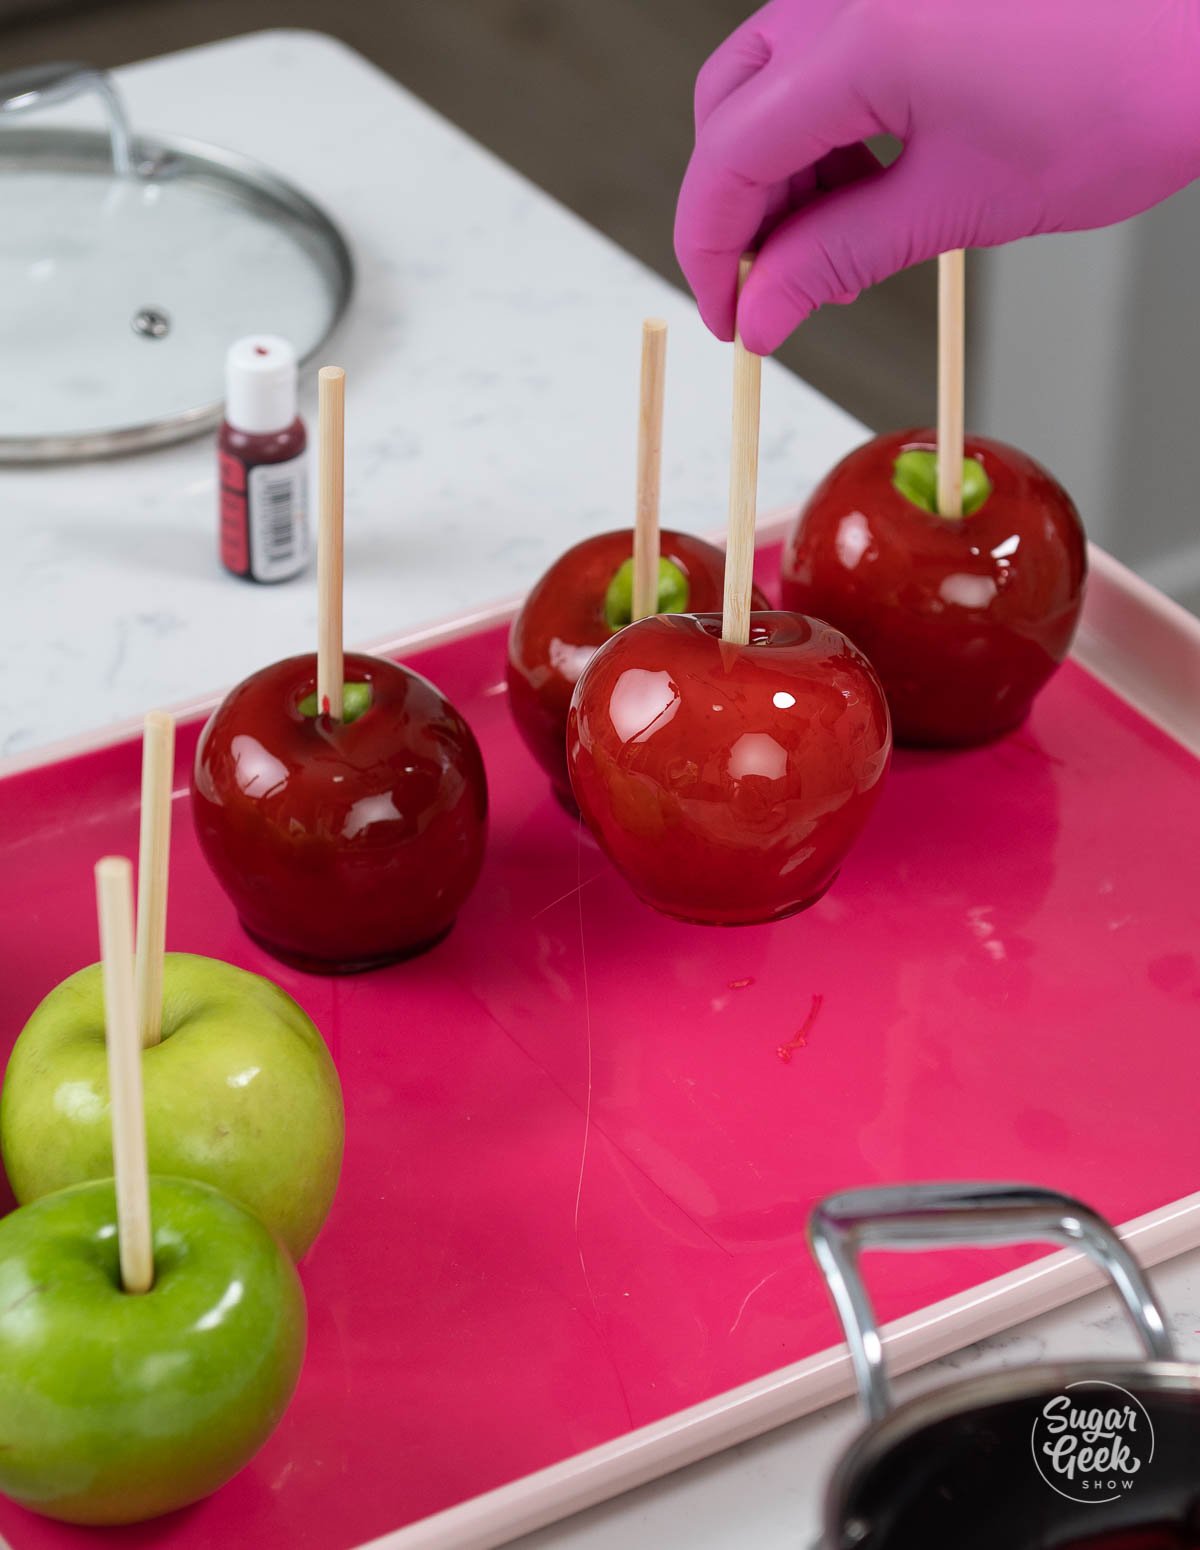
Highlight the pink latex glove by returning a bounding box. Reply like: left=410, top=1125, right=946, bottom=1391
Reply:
left=675, top=0, right=1200, bottom=353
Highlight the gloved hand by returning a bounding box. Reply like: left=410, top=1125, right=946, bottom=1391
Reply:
left=675, top=0, right=1200, bottom=353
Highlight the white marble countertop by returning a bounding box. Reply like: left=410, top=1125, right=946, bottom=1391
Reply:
left=0, top=28, right=867, bottom=761
left=4, top=29, right=1198, bottom=1550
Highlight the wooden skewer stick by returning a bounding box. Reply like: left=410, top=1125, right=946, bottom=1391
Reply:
left=96, top=856, right=154, bottom=1295
left=722, top=255, right=762, bottom=645
left=937, top=249, right=966, bottom=519
left=134, top=710, right=174, bottom=1050
left=632, top=319, right=668, bottom=621
left=317, top=365, right=347, bottom=721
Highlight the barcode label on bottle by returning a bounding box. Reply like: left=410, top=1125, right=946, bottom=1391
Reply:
left=248, top=454, right=308, bottom=583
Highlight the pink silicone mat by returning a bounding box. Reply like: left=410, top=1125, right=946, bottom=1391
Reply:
left=2, top=544, right=1199, bottom=1549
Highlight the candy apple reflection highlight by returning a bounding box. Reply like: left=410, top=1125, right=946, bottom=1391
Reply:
left=566, top=611, right=891, bottom=924
left=507, top=528, right=769, bottom=807
left=192, top=651, right=488, bottom=972
left=781, top=431, right=1087, bottom=746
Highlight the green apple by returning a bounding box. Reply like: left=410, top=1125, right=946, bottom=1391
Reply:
left=0, top=1175, right=305, bottom=1524
left=1, top=953, right=343, bottom=1259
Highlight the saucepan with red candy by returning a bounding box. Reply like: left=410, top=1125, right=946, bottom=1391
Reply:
left=810, top=1181, right=1199, bottom=1550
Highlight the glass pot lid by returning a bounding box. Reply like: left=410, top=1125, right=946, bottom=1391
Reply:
left=0, top=62, right=354, bottom=462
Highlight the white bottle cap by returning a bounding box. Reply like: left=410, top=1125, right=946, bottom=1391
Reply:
left=224, top=335, right=299, bottom=434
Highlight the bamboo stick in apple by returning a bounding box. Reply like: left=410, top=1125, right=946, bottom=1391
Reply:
left=134, top=710, right=174, bottom=1050
left=95, top=856, right=153, bottom=1294
left=0, top=855, right=307, bottom=1523
left=190, top=356, right=487, bottom=969
left=508, top=307, right=755, bottom=805
left=632, top=318, right=667, bottom=622
left=722, top=254, right=762, bottom=646
left=937, top=248, right=966, bottom=520
left=317, top=365, right=346, bottom=721
left=508, top=314, right=762, bottom=806
left=780, top=243, right=1086, bottom=746
left=567, top=253, right=891, bottom=923
left=4, top=725, right=344, bottom=1264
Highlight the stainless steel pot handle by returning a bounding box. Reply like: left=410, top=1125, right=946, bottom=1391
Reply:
left=809, top=1181, right=1175, bottom=1424
left=0, top=62, right=133, bottom=176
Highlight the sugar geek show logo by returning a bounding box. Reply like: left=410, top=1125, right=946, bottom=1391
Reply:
left=1031, top=1380, right=1153, bottom=1504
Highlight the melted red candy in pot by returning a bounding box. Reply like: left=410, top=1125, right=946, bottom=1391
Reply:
left=566, top=611, right=891, bottom=926
left=781, top=429, right=1086, bottom=747
left=507, top=528, right=769, bottom=807
left=192, top=652, right=487, bottom=972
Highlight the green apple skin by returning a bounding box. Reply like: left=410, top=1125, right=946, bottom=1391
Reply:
left=0, top=1175, right=305, bottom=1524
left=1, top=953, right=343, bottom=1260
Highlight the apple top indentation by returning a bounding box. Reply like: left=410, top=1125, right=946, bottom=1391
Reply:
left=296, top=682, right=372, bottom=724
left=190, top=653, right=488, bottom=968
left=781, top=427, right=1087, bottom=746
left=603, top=557, right=690, bottom=632
left=892, top=448, right=992, bottom=518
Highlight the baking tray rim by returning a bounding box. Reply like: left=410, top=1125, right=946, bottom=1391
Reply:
left=4, top=512, right=1198, bottom=780
left=3, top=510, right=1199, bottom=1550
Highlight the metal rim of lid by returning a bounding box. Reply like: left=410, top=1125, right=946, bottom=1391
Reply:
left=0, top=125, right=354, bottom=463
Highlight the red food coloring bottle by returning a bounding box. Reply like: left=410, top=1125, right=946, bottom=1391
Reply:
left=219, top=336, right=309, bottom=584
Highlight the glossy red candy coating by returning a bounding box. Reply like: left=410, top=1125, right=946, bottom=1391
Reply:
left=781, top=429, right=1087, bottom=747
left=507, top=528, right=769, bottom=804
left=566, top=611, right=891, bottom=925
left=192, top=652, right=487, bottom=972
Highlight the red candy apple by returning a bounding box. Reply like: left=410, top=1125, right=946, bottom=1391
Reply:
left=566, top=611, right=891, bottom=925
left=507, top=528, right=769, bottom=806
left=781, top=429, right=1087, bottom=746
left=192, top=651, right=487, bottom=971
